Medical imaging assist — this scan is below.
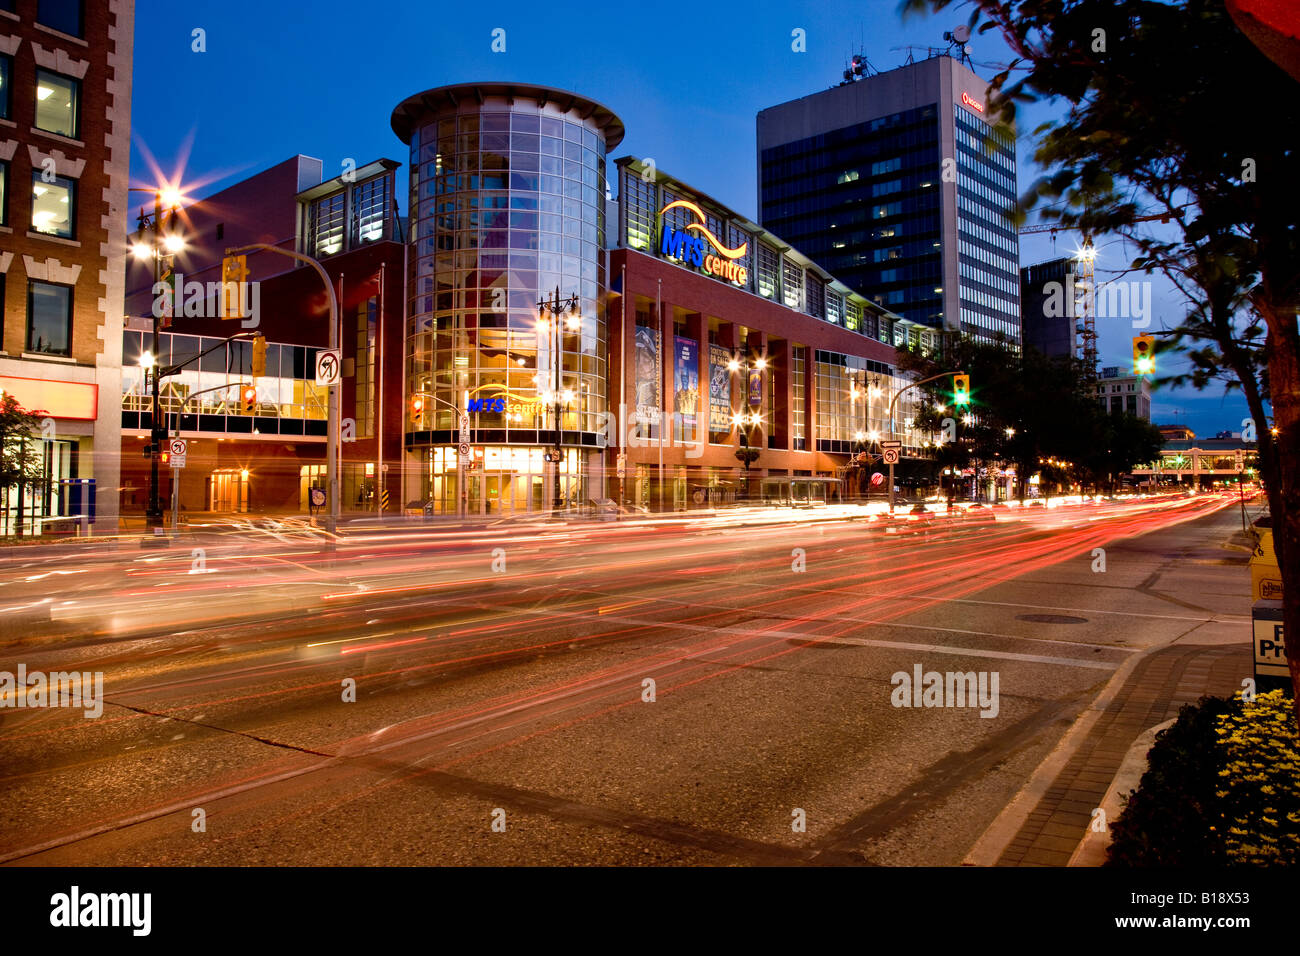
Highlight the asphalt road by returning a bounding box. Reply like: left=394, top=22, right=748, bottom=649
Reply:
left=0, top=493, right=1255, bottom=865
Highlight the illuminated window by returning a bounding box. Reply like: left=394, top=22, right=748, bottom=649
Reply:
left=353, top=176, right=388, bottom=244
left=31, top=170, right=75, bottom=238
left=309, top=193, right=344, bottom=257
left=34, top=69, right=79, bottom=139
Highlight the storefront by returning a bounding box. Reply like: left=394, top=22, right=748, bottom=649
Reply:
left=606, top=158, right=938, bottom=509
left=391, top=82, right=625, bottom=515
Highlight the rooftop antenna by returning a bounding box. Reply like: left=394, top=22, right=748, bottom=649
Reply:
left=839, top=52, right=876, bottom=85
left=942, top=24, right=974, bottom=67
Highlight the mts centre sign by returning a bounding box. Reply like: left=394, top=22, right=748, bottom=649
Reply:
left=658, top=199, right=749, bottom=286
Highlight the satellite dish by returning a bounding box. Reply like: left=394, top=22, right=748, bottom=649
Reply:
left=953, top=24, right=971, bottom=44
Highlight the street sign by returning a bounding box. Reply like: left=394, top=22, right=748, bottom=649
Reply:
left=457, top=442, right=471, bottom=458
left=458, top=413, right=470, bottom=438
left=1253, top=600, right=1287, bottom=687
left=315, top=349, right=342, bottom=387
left=309, top=487, right=326, bottom=508
left=882, top=447, right=900, bottom=465
left=881, top=440, right=902, bottom=449
left=1234, top=450, right=1245, bottom=470
left=168, top=438, right=187, bottom=469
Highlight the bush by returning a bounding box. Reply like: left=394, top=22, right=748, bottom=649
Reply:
left=1106, top=690, right=1298, bottom=866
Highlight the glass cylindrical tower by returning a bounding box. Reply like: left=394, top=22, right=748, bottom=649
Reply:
left=391, top=83, right=625, bottom=515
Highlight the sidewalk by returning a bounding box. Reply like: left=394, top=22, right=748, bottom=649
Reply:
left=993, top=640, right=1250, bottom=866
left=970, top=511, right=1258, bottom=867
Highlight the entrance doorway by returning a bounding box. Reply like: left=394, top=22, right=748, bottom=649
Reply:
left=209, top=469, right=249, bottom=512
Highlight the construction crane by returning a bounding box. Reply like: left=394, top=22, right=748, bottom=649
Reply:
left=1019, top=213, right=1181, bottom=381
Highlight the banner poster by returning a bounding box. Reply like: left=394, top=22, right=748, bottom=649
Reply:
left=748, top=367, right=763, bottom=408
left=674, top=336, right=699, bottom=440
left=633, top=326, right=660, bottom=426
left=709, top=344, right=731, bottom=432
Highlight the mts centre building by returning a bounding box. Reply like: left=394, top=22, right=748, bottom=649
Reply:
left=391, top=83, right=940, bottom=516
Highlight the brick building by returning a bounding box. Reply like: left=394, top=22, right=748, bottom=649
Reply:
left=0, top=0, right=133, bottom=532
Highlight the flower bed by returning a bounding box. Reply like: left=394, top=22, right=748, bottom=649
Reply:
left=1107, top=689, right=1299, bottom=866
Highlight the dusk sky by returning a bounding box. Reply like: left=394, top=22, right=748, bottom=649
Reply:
left=131, top=0, right=1257, bottom=437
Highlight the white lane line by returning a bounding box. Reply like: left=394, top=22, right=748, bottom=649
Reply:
left=815, top=636, right=1118, bottom=669
left=873, top=592, right=1250, bottom=624
left=539, top=606, right=1125, bottom=670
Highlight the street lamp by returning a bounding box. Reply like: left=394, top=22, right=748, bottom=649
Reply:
left=728, top=353, right=767, bottom=502
left=537, top=287, right=581, bottom=512
left=129, top=184, right=185, bottom=529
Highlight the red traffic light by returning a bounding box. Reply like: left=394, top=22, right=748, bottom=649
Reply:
left=241, top=385, right=257, bottom=403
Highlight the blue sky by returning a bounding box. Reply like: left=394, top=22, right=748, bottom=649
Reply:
left=131, top=0, right=1254, bottom=437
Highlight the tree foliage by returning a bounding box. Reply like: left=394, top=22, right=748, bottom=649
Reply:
left=900, top=0, right=1300, bottom=718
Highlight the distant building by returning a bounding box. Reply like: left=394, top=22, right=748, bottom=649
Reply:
left=121, top=156, right=405, bottom=517
left=757, top=55, right=1020, bottom=345
left=1020, top=258, right=1079, bottom=359
left=1094, top=366, right=1152, bottom=420
left=1158, top=423, right=1195, bottom=441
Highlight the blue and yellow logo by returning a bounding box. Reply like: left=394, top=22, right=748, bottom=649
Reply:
left=658, top=200, right=748, bottom=286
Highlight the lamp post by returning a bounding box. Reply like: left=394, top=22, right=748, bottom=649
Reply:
left=129, top=186, right=184, bottom=529
left=728, top=353, right=766, bottom=502
left=537, top=288, right=581, bottom=512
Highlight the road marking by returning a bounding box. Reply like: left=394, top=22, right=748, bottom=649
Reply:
left=544, top=607, right=1124, bottom=670
left=870, top=592, right=1250, bottom=624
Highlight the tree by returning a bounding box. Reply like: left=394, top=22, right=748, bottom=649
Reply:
left=0, top=395, right=50, bottom=536
left=902, top=0, right=1300, bottom=719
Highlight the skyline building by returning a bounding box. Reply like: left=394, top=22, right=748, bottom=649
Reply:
left=757, top=54, right=1021, bottom=347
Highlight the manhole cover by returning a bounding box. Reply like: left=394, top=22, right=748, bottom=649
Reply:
left=1016, top=613, right=1088, bottom=624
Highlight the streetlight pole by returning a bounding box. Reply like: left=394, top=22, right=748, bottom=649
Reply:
left=537, top=287, right=580, bottom=513
left=130, top=188, right=182, bottom=530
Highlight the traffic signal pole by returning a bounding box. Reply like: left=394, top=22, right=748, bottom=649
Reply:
left=884, top=370, right=967, bottom=515
left=225, top=244, right=339, bottom=534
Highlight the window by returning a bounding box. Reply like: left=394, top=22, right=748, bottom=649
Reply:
left=309, top=192, right=344, bottom=257
left=27, top=280, right=72, bottom=355
left=31, top=170, right=75, bottom=238
left=0, top=161, right=7, bottom=226
left=352, top=176, right=388, bottom=244
left=35, top=70, right=80, bottom=138
left=37, top=0, right=83, bottom=37
left=0, top=55, right=11, bottom=120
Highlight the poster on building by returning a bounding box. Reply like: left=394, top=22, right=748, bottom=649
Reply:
left=633, top=326, right=660, bottom=426
left=709, top=344, right=731, bottom=432
left=674, top=336, right=699, bottom=441
left=748, top=367, right=763, bottom=408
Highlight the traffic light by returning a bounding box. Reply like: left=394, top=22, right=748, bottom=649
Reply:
left=1132, top=335, right=1156, bottom=375
left=142, top=442, right=155, bottom=459
left=239, top=384, right=257, bottom=415
left=251, top=334, right=267, bottom=377
left=953, top=373, right=971, bottom=406
left=411, top=397, right=424, bottom=415
left=221, top=255, right=249, bottom=319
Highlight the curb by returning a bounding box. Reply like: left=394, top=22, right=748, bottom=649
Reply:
left=1067, top=717, right=1176, bottom=866
left=962, top=645, right=1152, bottom=866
